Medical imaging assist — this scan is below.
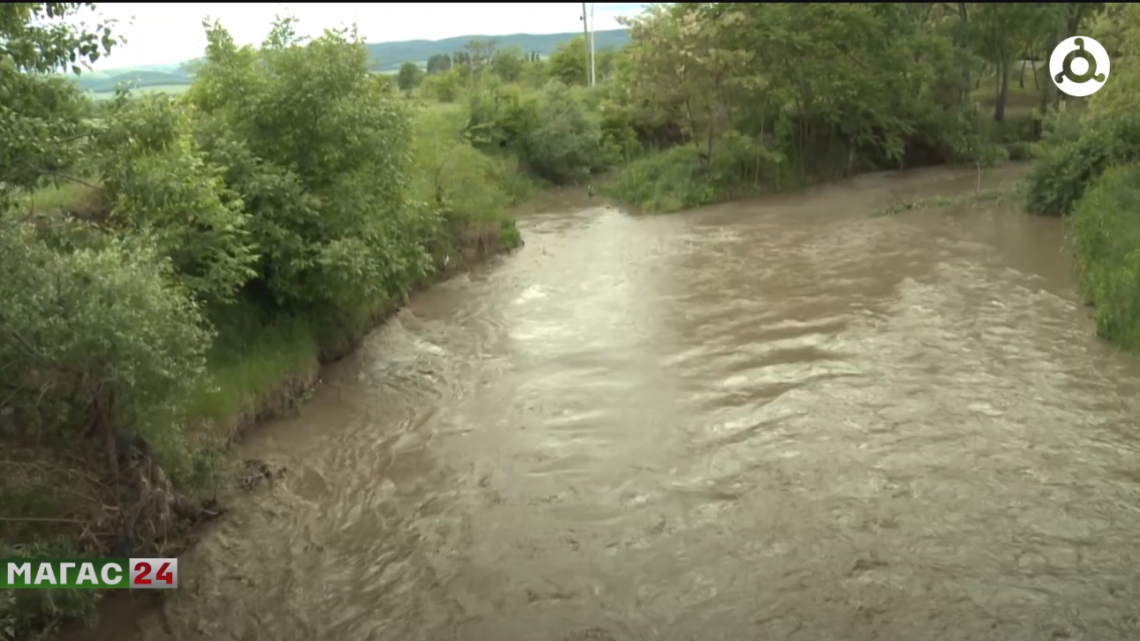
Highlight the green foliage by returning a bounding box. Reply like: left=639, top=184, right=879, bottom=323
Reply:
left=184, top=302, right=319, bottom=424
left=94, top=93, right=257, bottom=304
left=397, top=61, right=424, bottom=94
left=491, top=47, right=526, bottom=83
left=421, top=69, right=462, bottom=102
left=411, top=104, right=527, bottom=228
left=602, top=134, right=788, bottom=214
left=0, top=3, right=116, bottom=195
left=523, top=82, right=604, bottom=184
left=1022, top=109, right=1140, bottom=215
left=426, top=53, right=452, bottom=75
left=0, top=539, right=100, bottom=640
left=1023, top=3, right=1140, bottom=216
left=466, top=79, right=540, bottom=154
left=463, top=79, right=608, bottom=185
left=1026, top=3, right=1140, bottom=356
left=593, top=2, right=1064, bottom=213
left=1070, top=165, right=1140, bottom=350
left=188, top=17, right=435, bottom=316
left=0, top=213, right=212, bottom=469
left=546, top=35, right=590, bottom=86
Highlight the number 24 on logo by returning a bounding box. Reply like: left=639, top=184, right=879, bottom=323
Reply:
left=129, top=557, right=179, bottom=589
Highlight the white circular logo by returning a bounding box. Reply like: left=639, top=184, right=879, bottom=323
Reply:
left=1050, top=35, right=1110, bottom=97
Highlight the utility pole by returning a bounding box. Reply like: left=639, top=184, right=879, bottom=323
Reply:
left=581, top=2, right=592, bottom=86
left=589, top=3, right=596, bottom=85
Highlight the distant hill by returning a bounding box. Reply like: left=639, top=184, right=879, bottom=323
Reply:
left=75, top=28, right=631, bottom=94
left=77, top=69, right=193, bottom=93
left=364, top=28, right=630, bottom=71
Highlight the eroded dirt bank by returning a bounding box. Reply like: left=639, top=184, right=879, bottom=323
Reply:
left=70, top=165, right=1140, bottom=641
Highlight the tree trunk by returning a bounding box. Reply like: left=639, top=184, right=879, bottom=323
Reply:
left=1030, top=58, right=1038, bottom=90
left=1051, top=21, right=1066, bottom=111
left=957, top=3, right=971, bottom=102
left=993, top=59, right=1009, bottom=122
left=1019, top=59, right=1025, bottom=89
left=1040, top=70, right=1053, bottom=114
left=1067, top=4, right=1085, bottom=38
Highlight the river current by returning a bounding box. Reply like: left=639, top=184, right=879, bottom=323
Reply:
left=71, top=164, right=1140, bottom=641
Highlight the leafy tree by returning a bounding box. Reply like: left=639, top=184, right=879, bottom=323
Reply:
left=465, top=38, right=497, bottom=72
left=0, top=3, right=117, bottom=195
left=523, top=82, right=604, bottom=183
left=491, top=46, right=526, bottom=83
left=426, top=52, right=452, bottom=74
left=188, top=17, right=433, bottom=315
left=968, top=4, right=1046, bottom=121
left=94, top=93, right=257, bottom=304
left=397, top=60, right=424, bottom=95
left=547, top=35, right=590, bottom=86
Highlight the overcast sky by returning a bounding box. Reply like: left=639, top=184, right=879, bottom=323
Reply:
left=80, top=3, right=645, bottom=70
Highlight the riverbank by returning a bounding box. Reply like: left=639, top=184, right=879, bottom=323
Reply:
left=0, top=98, right=534, bottom=641
left=33, top=215, right=519, bottom=641
left=191, top=221, right=519, bottom=446
left=597, top=113, right=1040, bottom=216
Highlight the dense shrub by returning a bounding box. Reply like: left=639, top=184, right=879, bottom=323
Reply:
left=1022, top=109, right=1140, bottom=216
left=0, top=214, right=211, bottom=472
left=187, top=19, right=434, bottom=316
left=1070, top=164, right=1140, bottom=350
left=94, top=94, right=256, bottom=304
left=523, top=82, right=605, bottom=184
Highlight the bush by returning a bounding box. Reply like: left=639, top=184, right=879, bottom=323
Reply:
left=523, top=81, right=605, bottom=184
left=466, top=79, right=539, bottom=154
left=1023, top=108, right=1140, bottom=216
left=1070, top=164, right=1140, bottom=350
left=416, top=106, right=519, bottom=215
left=0, top=214, right=212, bottom=478
left=188, top=19, right=434, bottom=317
left=601, top=133, right=786, bottom=213
left=421, top=70, right=462, bottom=103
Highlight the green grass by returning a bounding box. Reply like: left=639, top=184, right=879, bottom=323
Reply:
left=16, top=182, right=99, bottom=213
left=1070, top=164, right=1140, bottom=351
left=184, top=305, right=321, bottom=425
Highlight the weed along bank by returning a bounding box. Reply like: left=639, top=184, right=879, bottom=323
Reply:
left=7, top=2, right=1140, bottom=640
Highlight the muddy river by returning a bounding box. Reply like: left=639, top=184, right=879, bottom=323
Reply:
left=74, top=164, right=1140, bottom=640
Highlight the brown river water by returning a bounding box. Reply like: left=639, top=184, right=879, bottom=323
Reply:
left=71, top=164, right=1140, bottom=641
